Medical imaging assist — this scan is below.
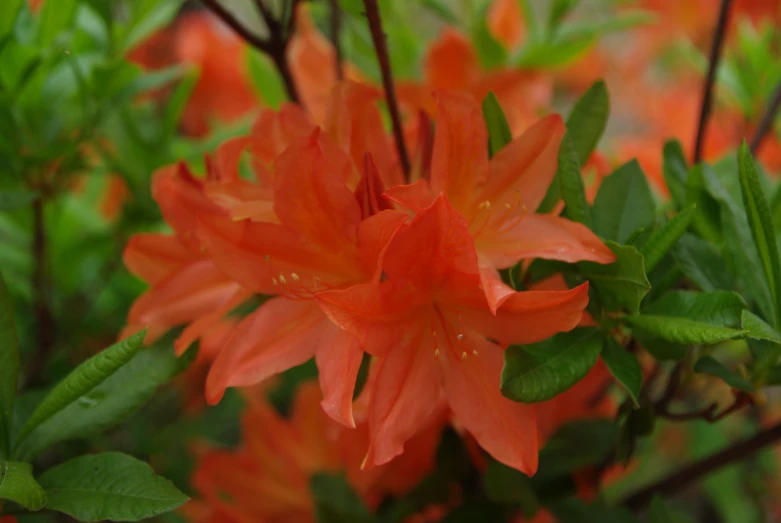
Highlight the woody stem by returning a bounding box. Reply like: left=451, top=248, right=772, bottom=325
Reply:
left=692, top=0, right=733, bottom=163
left=26, top=197, right=55, bottom=387
left=362, top=0, right=411, bottom=179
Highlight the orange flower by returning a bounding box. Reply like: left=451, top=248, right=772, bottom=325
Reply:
left=197, top=133, right=408, bottom=427
left=385, top=92, right=615, bottom=312
left=316, top=195, right=591, bottom=474
left=188, top=383, right=442, bottom=522
left=398, top=31, right=552, bottom=136
left=487, top=0, right=526, bottom=50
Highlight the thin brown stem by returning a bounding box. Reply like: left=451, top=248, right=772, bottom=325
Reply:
left=202, top=0, right=301, bottom=104
left=623, top=420, right=781, bottom=510
left=750, top=80, right=781, bottom=154
left=362, top=0, right=411, bottom=179
left=27, top=197, right=55, bottom=387
left=328, top=0, right=344, bottom=80
left=693, top=0, right=733, bottom=163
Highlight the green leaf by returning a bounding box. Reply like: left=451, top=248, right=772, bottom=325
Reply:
left=549, top=497, right=638, bottom=523
left=0, top=274, right=18, bottom=459
left=548, top=0, right=580, bottom=31
left=648, top=496, right=674, bottom=523
left=482, top=91, right=512, bottom=158
left=578, top=242, right=651, bottom=315
left=624, top=316, right=747, bottom=345
left=37, top=452, right=187, bottom=522
left=0, top=0, right=23, bottom=38
left=601, top=337, right=642, bottom=406
left=743, top=309, right=781, bottom=343
left=738, top=142, right=781, bottom=328
left=592, top=160, right=655, bottom=243
left=685, top=164, right=723, bottom=244
left=537, top=419, right=619, bottom=479
left=310, top=473, right=374, bottom=523
left=565, top=80, right=609, bottom=165
left=0, top=191, right=37, bottom=213
left=643, top=291, right=747, bottom=327
left=0, top=461, right=46, bottom=511
left=663, top=140, right=688, bottom=208
left=501, top=328, right=602, bottom=403
left=246, top=48, right=285, bottom=109
left=15, top=344, right=194, bottom=461
left=672, top=233, right=733, bottom=291
left=37, top=0, right=78, bottom=47
left=641, top=204, right=696, bottom=273
left=13, top=331, right=145, bottom=451
left=693, top=355, right=754, bottom=392
left=558, top=133, right=592, bottom=227
left=483, top=459, right=537, bottom=511
left=162, top=70, right=198, bottom=138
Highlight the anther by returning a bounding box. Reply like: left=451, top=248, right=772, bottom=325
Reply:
left=461, top=352, right=467, bottom=360
left=291, top=273, right=300, bottom=281
left=434, top=349, right=440, bottom=357
left=279, top=274, right=287, bottom=285
left=456, top=333, right=463, bottom=342
left=272, top=277, right=278, bottom=286
left=472, top=350, right=479, bottom=356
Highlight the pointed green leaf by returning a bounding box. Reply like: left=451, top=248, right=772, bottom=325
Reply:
left=663, top=140, right=688, bottom=208
left=601, top=337, right=642, bottom=406
left=0, top=0, right=23, bottom=37
left=672, top=233, right=733, bottom=292
left=13, top=331, right=146, bottom=450
left=548, top=0, right=580, bottom=30
left=246, top=48, right=285, bottom=109
left=593, top=160, right=655, bottom=243
left=482, top=91, right=512, bottom=158
left=484, top=459, right=537, bottom=509
left=644, top=291, right=747, bottom=327
left=624, top=316, right=747, bottom=345
left=559, top=133, right=592, bottom=227
left=15, top=344, right=194, bottom=461
left=565, top=80, right=609, bottom=165
left=537, top=419, right=619, bottom=479
left=685, top=164, right=723, bottom=245
left=0, top=461, right=46, bottom=511
left=0, top=274, right=18, bottom=459
left=37, top=0, right=78, bottom=47
left=578, top=241, right=651, bottom=315
left=738, top=142, right=781, bottom=328
left=648, top=496, right=674, bottom=523
left=37, top=453, right=187, bottom=522
left=501, top=328, right=602, bottom=403
left=743, top=309, right=781, bottom=343
left=641, top=204, right=696, bottom=273
left=310, top=473, right=374, bottom=523
left=693, top=355, right=754, bottom=392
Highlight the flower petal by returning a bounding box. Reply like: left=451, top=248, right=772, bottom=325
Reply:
left=174, top=288, right=252, bottom=355
left=478, top=257, right=515, bottom=314
left=430, top=91, right=489, bottom=212
left=356, top=209, right=409, bottom=282
left=476, top=213, right=616, bottom=269
left=424, top=30, right=480, bottom=92
left=123, top=233, right=193, bottom=285
left=205, top=298, right=325, bottom=404
left=205, top=180, right=276, bottom=222
left=315, top=323, right=364, bottom=427
left=382, top=179, right=435, bottom=212
left=441, top=331, right=538, bottom=474
left=364, top=326, right=444, bottom=468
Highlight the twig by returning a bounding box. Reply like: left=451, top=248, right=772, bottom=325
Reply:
left=622, top=419, right=781, bottom=510
left=27, top=197, right=55, bottom=387
left=362, top=0, right=411, bottom=179
left=750, top=80, right=781, bottom=154
left=693, top=0, right=733, bottom=163
left=202, top=0, right=301, bottom=104
left=328, top=0, right=343, bottom=80
left=657, top=390, right=753, bottom=422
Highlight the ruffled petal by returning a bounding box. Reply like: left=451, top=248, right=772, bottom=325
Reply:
left=123, top=233, right=193, bottom=285
left=478, top=257, right=515, bottom=314
left=382, top=179, right=435, bottom=212
left=205, top=298, right=325, bottom=404
left=205, top=180, right=276, bottom=222
left=476, top=213, right=616, bottom=269
left=441, top=331, right=538, bottom=474
left=356, top=209, right=409, bottom=282
left=430, top=91, right=489, bottom=213
left=364, top=326, right=444, bottom=468
left=174, top=288, right=252, bottom=355
left=315, top=323, right=365, bottom=427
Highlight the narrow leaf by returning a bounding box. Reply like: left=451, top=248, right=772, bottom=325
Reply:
left=738, top=142, right=781, bottom=328
left=592, top=160, right=655, bottom=243
left=663, top=140, right=688, bottom=208
left=246, top=48, right=285, bottom=109
left=482, top=91, right=512, bottom=157
left=0, top=274, right=18, bottom=459
left=537, top=419, right=619, bottom=479
left=14, top=331, right=146, bottom=449
left=0, top=461, right=46, bottom=511
left=743, top=309, right=781, bottom=344
left=37, top=452, right=188, bottom=522
left=310, top=473, right=374, bottom=523
left=641, top=204, right=696, bottom=273
left=501, top=328, right=602, bottom=403
left=648, top=496, right=674, bottom=523
left=578, top=241, right=651, bottom=315
left=672, top=233, right=733, bottom=292
left=624, top=316, right=747, bottom=345
left=559, top=133, right=592, bottom=227
left=565, top=80, right=609, bottom=165
left=601, top=337, right=642, bottom=406
left=693, top=355, right=754, bottom=392
left=643, top=291, right=747, bottom=327
left=0, top=191, right=38, bottom=212
left=484, top=459, right=537, bottom=508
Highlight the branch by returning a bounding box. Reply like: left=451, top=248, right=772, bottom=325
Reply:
left=622, top=419, right=781, bottom=510
left=362, top=0, right=411, bottom=179
left=328, top=0, right=344, bottom=80
left=202, top=0, right=301, bottom=104
left=750, top=80, right=781, bottom=154
left=693, top=0, right=733, bottom=163
left=26, top=197, right=55, bottom=387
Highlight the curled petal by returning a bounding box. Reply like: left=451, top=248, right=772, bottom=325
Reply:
left=315, top=324, right=365, bottom=427
left=356, top=209, right=409, bottom=282
left=477, top=258, right=515, bottom=314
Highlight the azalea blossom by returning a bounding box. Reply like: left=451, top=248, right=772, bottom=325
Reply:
left=316, top=195, right=591, bottom=474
